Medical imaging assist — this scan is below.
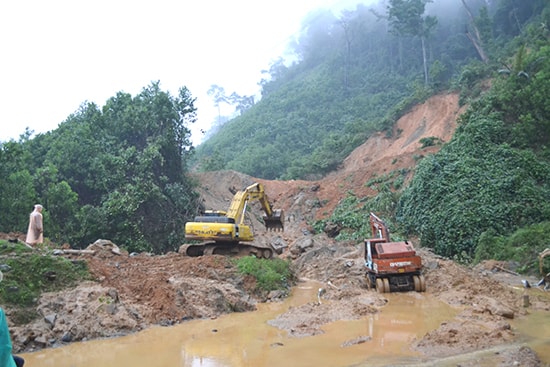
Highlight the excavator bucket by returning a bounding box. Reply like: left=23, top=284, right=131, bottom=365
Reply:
left=263, top=209, right=284, bottom=231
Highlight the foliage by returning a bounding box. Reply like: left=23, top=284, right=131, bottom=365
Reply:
left=233, top=256, right=293, bottom=292
left=474, top=222, right=550, bottom=274
left=193, top=0, right=486, bottom=179
left=313, top=178, right=405, bottom=242
left=419, top=136, right=442, bottom=148
left=1, top=0, right=549, bottom=264
left=0, top=82, right=201, bottom=253
left=397, top=44, right=550, bottom=260
left=0, top=242, right=90, bottom=307
left=387, top=0, right=437, bottom=85
left=194, top=0, right=547, bottom=180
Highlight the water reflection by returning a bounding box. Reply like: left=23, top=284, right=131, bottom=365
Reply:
left=21, top=283, right=546, bottom=367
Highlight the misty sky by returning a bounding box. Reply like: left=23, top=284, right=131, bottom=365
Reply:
left=0, top=0, right=362, bottom=145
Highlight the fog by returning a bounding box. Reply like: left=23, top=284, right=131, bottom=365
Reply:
left=0, top=0, right=486, bottom=145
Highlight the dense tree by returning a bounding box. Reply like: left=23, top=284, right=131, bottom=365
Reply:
left=1, top=0, right=548, bottom=264
left=461, top=0, right=490, bottom=63
left=387, top=0, right=438, bottom=85
left=0, top=82, right=200, bottom=253
left=0, top=141, right=38, bottom=232
left=398, top=44, right=550, bottom=260
left=195, top=0, right=487, bottom=179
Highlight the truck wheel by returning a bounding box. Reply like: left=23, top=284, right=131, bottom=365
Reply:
left=413, top=275, right=421, bottom=292
left=383, top=278, right=391, bottom=293
left=365, top=276, right=373, bottom=290
left=419, top=274, right=426, bottom=292
left=376, top=278, right=385, bottom=293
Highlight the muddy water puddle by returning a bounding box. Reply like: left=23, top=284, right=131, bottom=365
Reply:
left=512, top=310, right=550, bottom=363
left=20, top=282, right=548, bottom=367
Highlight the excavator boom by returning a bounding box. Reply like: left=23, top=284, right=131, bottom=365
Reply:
left=226, top=183, right=284, bottom=230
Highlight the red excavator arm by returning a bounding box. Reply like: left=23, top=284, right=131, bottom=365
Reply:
left=369, top=212, right=391, bottom=242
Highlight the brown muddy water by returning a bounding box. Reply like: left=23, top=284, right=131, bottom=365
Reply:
left=21, top=282, right=550, bottom=367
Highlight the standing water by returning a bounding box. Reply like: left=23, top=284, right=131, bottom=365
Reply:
left=20, top=281, right=549, bottom=367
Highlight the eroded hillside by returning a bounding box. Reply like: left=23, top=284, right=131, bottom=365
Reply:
left=4, top=92, right=548, bottom=366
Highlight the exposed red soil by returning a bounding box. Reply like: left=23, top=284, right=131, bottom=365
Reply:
left=2, top=92, right=548, bottom=366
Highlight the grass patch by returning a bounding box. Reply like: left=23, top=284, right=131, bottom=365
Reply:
left=0, top=241, right=90, bottom=307
left=233, top=256, right=293, bottom=292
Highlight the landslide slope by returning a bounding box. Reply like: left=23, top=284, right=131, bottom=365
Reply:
left=7, top=92, right=549, bottom=366
left=193, top=92, right=463, bottom=232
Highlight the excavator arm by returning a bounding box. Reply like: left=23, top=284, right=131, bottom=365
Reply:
left=369, top=212, right=391, bottom=241
left=225, top=183, right=284, bottom=231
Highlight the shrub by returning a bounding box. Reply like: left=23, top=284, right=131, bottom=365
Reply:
left=234, top=256, right=292, bottom=292
left=0, top=243, right=89, bottom=307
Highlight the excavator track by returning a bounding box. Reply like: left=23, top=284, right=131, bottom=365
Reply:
left=180, top=242, right=273, bottom=259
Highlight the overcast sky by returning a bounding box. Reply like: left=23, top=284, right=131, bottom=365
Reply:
left=0, top=0, right=361, bottom=145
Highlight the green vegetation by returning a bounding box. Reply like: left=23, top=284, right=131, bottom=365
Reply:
left=313, top=187, right=403, bottom=243
left=1, top=0, right=549, bottom=273
left=0, top=82, right=200, bottom=253
left=474, top=222, right=550, bottom=274
left=305, top=1, right=550, bottom=273
left=419, top=136, right=442, bottom=148
left=233, top=256, right=292, bottom=292
left=0, top=241, right=90, bottom=309
left=398, top=43, right=550, bottom=267
left=194, top=0, right=546, bottom=180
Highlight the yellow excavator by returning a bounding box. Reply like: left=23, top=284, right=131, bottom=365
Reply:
left=182, top=182, right=284, bottom=258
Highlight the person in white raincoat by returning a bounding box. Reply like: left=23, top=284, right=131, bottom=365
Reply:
left=25, top=204, right=44, bottom=245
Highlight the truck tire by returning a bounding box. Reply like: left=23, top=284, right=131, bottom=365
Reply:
left=383, top=278, right=390, bottom=293
left=419, top=274, right=426, bottom=292
left=365, top=275, right=373, bottom=290
left=413, top=275, right=421, bottom=292
left=376, top=278, right=385, bottom=293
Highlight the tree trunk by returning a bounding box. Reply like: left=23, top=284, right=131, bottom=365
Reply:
left=461, top=0, right=489, bottom=63
left=421, top=36, right=429, bottom=86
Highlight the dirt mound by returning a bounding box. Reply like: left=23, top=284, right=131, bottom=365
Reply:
left=4, top=92, right=549, bottom=366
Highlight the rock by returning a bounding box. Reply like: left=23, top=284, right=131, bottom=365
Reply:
left=267, top=290, right=286, bottom=300
left=107, top=289, right=119, bottom=303
left=61, top=332, right=72, bottom=343
left=270, top=236, right=288, bottom=254
left=323, top=221, right=341, bottom=238
left=477, top=297, right=515, bottom=319
left=33, top=336, right=48, bottom=347
left=102, top=303, right=117, bottom=315
left=86, top=239, right=122, bottom=255
left=295, top=237, right=314, bottom=253
left=0, top=264, right=11, bottom=272
left=16, top=334, right=31, bottom=345
left=341, top=335, right=371, bottom=347
left=44, top=314, right=56, bottom=327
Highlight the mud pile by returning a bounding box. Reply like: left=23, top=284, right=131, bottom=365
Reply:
left=3, top=93, right=549, bottom=366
